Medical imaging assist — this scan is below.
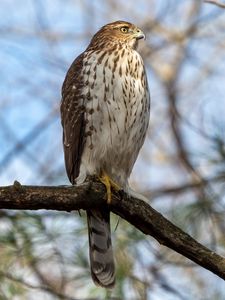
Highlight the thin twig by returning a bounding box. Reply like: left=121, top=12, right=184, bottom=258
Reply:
left=205, top=0, right=225, bottom=9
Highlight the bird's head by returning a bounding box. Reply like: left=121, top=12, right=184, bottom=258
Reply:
left=88, top=21, right=145, bottom=50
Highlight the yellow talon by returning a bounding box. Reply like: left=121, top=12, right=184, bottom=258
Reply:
left=99, top=172, right=121, bottom=204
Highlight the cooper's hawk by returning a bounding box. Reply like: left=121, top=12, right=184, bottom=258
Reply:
left=60, top=21, right=150, bottom=288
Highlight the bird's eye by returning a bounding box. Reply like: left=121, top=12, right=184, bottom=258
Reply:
left=120, top=27, right=129, bottom=33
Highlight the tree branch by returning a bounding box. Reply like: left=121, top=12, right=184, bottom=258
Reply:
left=0, top=179, right=225, bottom=281
left=205, top=0, right=225, bottom=9
left=149, top=173, right=225, bottom=199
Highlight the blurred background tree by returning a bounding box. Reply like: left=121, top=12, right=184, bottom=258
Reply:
left=1, top=0, right=225, bottom=299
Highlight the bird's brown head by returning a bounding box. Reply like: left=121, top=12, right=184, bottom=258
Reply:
left=87, top=21, right=145, bottom=50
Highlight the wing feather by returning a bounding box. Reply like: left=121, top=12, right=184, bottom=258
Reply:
left=60, top=53, right=85, bottom=184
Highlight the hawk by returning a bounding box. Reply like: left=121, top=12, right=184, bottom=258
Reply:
left=60, top=21, right=150, bottom=288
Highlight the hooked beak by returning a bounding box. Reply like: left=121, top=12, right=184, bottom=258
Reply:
left=134, top=28, right=145, bottom=40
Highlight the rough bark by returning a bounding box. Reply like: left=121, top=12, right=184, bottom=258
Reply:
left=0, top=178, right=225, bottom=281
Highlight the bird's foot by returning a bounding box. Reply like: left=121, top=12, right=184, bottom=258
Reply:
left=98, top=173, right=121, bottom=204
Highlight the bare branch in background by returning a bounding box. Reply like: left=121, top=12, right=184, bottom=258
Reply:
left=1, top=271, right=79, bottom=300
left=149, top=173, right=225, bottom=199
left=205, top=0, right=225, bottom=9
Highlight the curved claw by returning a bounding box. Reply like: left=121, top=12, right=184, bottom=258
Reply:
left=99, top=173, right=121, bottom=204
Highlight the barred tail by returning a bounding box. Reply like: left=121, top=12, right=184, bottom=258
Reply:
left=87, top=209, right=115, bottom=288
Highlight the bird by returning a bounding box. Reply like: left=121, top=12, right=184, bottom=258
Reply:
left=60, top=20, right=150, bottom=288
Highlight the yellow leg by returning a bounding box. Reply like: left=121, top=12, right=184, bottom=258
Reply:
left=99, top=172, right=121, bottom=204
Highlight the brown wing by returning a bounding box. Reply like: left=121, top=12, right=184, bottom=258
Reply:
left=60, top=53, right=85, bottom=184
